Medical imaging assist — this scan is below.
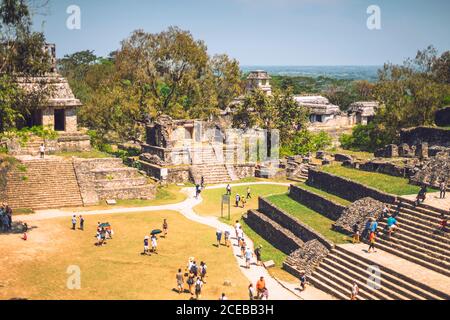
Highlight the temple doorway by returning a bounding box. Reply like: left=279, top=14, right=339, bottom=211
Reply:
left=54, top=109, right=66, bottom=131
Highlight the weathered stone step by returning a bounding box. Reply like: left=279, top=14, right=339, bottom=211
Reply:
left=334, top=246, right=449, bottom=300
left=375, top=238, right=450, bottom=277
left=314, top=267, right=376, bottom=300
left=379, top=220, right=450, bottom=248
left=318, top=257, right=395, bottom=300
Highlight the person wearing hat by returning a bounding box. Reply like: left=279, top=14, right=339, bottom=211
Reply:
left=143, top=236, right=150, bottom=255
left=254, top=245, right=263, bottom=266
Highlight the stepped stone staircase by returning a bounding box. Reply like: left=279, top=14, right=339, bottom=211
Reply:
left=73, top=158, right=155, bottom=206
left=189, top=145, right=238, bottom=184
left=4, top=158, right=83, bottom=209
left=305, top=246, right=450, bottom=300
left=374, top=198, right=450, bottom=277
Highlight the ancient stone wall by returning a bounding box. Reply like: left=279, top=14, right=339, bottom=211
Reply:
left=288, top=185, right=345, bottom=221
left=233, top=163, right=256, bottom=179
left=307, top=169, right=397, bottom=204
left=333, top=197, right=384, bottom=235
left=244, top=210, right=304, bottom=255
left=258, top=197, right=335, bottom=249
left=400, top=127, right=450, bottom=147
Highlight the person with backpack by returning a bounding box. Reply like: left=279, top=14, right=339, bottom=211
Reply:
left=190, top=261, right=198, bottom=277
left=194, top=277, right=203, bottom=300
left=216, top=229, right=223, bottom=247
left=187, top=272, right=195, bottom=296
left=200, top=261, right=207, bottom=283
left=235, top=194, right=241, bottom=207
left=224, top=230, right=231, bottom=247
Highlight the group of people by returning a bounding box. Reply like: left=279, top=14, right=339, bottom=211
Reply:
left=0, top=202, right=13, bottom=232
left=249, top=277, right=269, bottom=300
left=143, top=219, right=168, bottom=255
left=95, top=222, right=114, bottom=246
left=71, top=215, right=85, bottom=231
left=225, top=185, right=252, bottom=208
left=175, top=257, right=208, bottom=300
left=351, top=204, right=400, bottom=253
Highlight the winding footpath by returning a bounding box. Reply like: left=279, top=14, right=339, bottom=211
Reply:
left=15, top=182, right=334, bottom=300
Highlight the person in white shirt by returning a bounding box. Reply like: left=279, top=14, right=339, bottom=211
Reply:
left=234, top=220, right=241, bottom=238
left=39, top=143, right=45, bottom=159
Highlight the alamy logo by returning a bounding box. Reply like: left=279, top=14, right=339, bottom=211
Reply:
left=66, top=265, right=81, bottom=290
left=66, top=5, right=81, bottom=30
left=367, top=5, right=381, bottom=30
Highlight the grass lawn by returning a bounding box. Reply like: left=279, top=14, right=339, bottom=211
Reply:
left=0, top=210, right=249, bottom=300
left=295, top=183, right=351, bottom=206
left=322, top=164, right=422, bottom=195
left=194, top=184, right=289, bottom=223
left=265, top=194, right=350, bottom=244
left=61, top=185, right=187, bottom=212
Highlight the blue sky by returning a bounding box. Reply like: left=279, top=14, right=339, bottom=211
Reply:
left=32, top=0, right=450, bottom=65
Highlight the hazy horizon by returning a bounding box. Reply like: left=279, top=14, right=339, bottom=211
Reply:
left=33, top=0, right=450, bottom=66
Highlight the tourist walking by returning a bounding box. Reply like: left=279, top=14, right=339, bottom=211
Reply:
left=248, top=283, right=255, bottom=300
left=200, top=261, right=207, bottom=282
left=201, top=176, right=205, bottom=189
left=415, top=185, right=427, bottom=206
left=244, top=247, right=253, bottom=269
left=216, top=229, right=223, bottom=247
left=235, top=194, right=241, bottom=207
left=254, top=245, right=263, bottom=266
left=79, top=215, right=84, bottom=231
left=352, top=224, right=360, bottom=244
left=240, top=197, right=247, bottom=208
left=194, top=277, right=203, bottom=300
left=234, top=220, right=241, bottom=238
left=370, top=219, right=379, bottom=234
left=224, top=230, right=231, bottom=247
left=362, top=218, right=372, bottom=240
left=187, top=272, right=195, bottom=296
left=163, top=219, right=168, bottom=238
left=237, top=227, right=244, bottom=245
left=176, top=268, right=184, bottom=294
left=240, top=239, right=247, bottom=258
left=71, top=215, right=77, bottom=230
left=195, top=184, right=201, bottom=199
left=386, top=215, right=398, bottom=237
left=368, top=231, right=376, bottom=253
left=246, top=187, right=252, bottom=199
left=299, top=271, right=307, bottom=291
left=440, top=180, right=447, bottom=199
left=226, top=184, right=231, bottom=195
left=350, top=283, right=359, bottom=300
left=143, top=236, right=150, bottom=255
left=190, top=261, right=198, bottom=277
left=151, top=234, right=158, bottom=253
left=440, top=213, right=448, bottom=232
left=39, top=143, right=45, bottom=159
left=256, top=276, right=266, bottom=299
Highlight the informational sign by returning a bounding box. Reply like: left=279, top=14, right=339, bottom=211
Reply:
left=221, top=194, right=231, bottom=220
